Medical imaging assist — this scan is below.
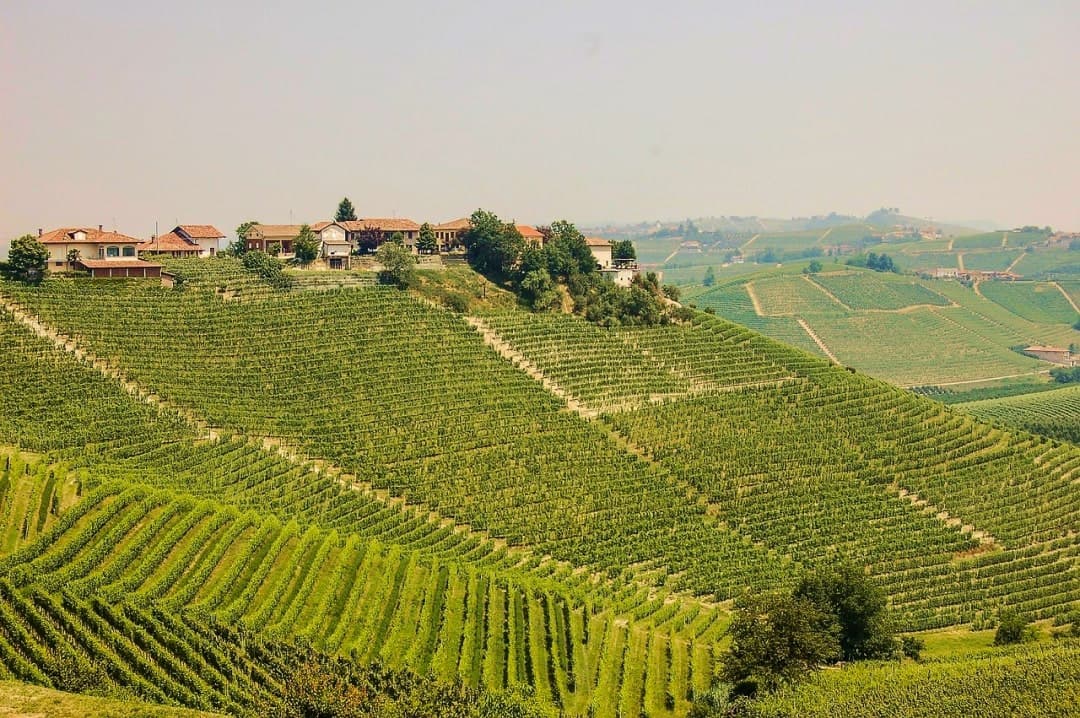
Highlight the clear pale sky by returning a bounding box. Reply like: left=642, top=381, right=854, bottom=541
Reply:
left=2, top=0, right=1078, bottom=244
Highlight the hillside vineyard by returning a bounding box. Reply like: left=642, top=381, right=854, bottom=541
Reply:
left=0, top=264, right=1077, bottom=716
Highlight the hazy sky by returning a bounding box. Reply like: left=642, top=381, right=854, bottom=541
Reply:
left=2, top=0, right=1078, bottom=244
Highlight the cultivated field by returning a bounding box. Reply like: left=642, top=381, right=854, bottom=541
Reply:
left=0, top=259, right=1076, bottom=716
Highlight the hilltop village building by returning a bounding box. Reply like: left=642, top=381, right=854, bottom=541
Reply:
left=139, top=225, right=226, bottom=258
left=38, top=226, right=162, bottom=278
left=29, top=215, right=625, bottom=280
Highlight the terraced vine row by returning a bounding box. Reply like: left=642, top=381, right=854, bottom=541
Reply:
left=0, top=281, right=781, bottom=598
left=0, top=468, right=724, bottom=717
left=1, top=278, right=1077, bottom=635
left=958, top=384, right=1080, bottom=445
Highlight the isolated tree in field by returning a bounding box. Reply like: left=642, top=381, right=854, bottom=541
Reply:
left=703, top=266, right=716, bottom=287
left=417, top=222, right=437, bottom=254
left=7, top=234, right=49, bottom=283
left=611, top=239, right=637, bottom=261
left=335, top=197, right=357, bottom=223
left=292, top=224, right=320, bottom=264
left=804, top=260, right=823, bottom=274
left=793, top=563, right=896, bottom=661
left=721, top=591, right=840, bottom=696
left=376, top=242, right=417, bottom=289
left=232, top=220, right=258, bottom=256
left=994, top=609, right=1035, bottom=645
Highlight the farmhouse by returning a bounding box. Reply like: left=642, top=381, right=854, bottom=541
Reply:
left=38, top=226, right=161, bottom=277
left=139, top=225, right=226, bottom=258
left=1023, top=346, right=1073, bottom=365
left=243, top=224, right=302, bottom=256
left=434, top=218, right=470, bottom=250
left=341, top=219, right=422, bottom=252
left=586, top=237, right=613, bottom=269
left=311, top=222, right=352, bottom=269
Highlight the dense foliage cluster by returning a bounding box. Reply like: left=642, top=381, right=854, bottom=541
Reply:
left=461, top=209, right=672, bottom=325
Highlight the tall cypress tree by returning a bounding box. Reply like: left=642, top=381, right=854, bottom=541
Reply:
left=335, top=197, right=357, bottom=222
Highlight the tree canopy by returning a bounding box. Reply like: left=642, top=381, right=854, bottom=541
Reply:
left=231, top=220, right=258, bottom=256
left=335, top=197, right=357, bottom=222
left=6, top=234, right=49, bottom=283
left=611, top=239, right=637, bottom=261
left=460, top=209, right=524, bottom=279
left=417, top=222, right=437, bottom=254
left=375, top=242, right=417, bottom=289
left=793, top=563, right=896, bottom=662
left=292, top=224, right=320, bottom=264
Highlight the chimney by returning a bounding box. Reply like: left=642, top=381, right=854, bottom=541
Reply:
left=37, top=228, right=42, bottom=237
left=98, top=224, right=103, bottom=232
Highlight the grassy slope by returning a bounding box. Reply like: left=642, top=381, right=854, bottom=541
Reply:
left=0, top=681, right=220, bottom=717
left=746, top=641, right=1080, bottom=718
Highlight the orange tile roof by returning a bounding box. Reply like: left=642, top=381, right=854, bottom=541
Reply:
left=435, top=218, right=471, bottom=231
left=585, top=236, right=612, bottom=247
left=515, top=224, right=543, bottom=239
left=176, top=224, right=224, bottom=239
left=138, top=231, right=199, bottom=252
left=38, top=227, right=143, bottom=245
left=341, top=218, right=421, bottom=232
left=1025, top=346, right=1068, bottom=352
left=246, top=224, right=305, bottom=238
left=77, top=259, right=161, bottom=269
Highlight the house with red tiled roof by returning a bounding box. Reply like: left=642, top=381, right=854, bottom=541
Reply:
left=38, top=226, right=160, bottom=277
left=341, top=218, right=422, bottom=253
left=139, top=225, right=226, bottom=258
left=434, top=218, right=470, bottom=251
left=243, top=224, right=305, bottom=256
left=516, top=224, right=545, bottom=248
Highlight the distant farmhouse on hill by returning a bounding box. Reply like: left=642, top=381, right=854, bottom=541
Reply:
left=139, top=225, right=227, bottom=258
left=38, top=226, right=162, bottom=278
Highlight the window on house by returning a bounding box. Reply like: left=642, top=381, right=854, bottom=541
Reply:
left=122, top=246, right=135, bottom=257
left=106, top=246, right=120, bottom=257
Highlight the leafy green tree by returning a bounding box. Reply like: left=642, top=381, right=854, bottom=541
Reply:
left=994, top=609, right=1036, bottom=645
left=793, top=563, right=897, bottom=661
left=703, top=266, right=716, bottom=287
left=721, top=591, right=840, bottom=696
left=544, top=220, right=594, bottom=278
left=389, top=231, right=405, bottom=246
left=519, top=269, right=559, bottom=311
left=417, top=222, right=438, bottom=254
left=611, top=239, right=637, bottom=261
left=7, top=234, right=49, bottom=283
left=292, top=224, right=320, bottom=264
left=231, top=220, right=258, bottom=256
left=376, top=242, right=417, bottom=289
left=66, top=248, right=82, bottom=267
left=662, top=284, right=681, bottom=302
left=461, top=209, right=524, bottom=279
left=335, top=197, right=357, bottom=222
left=804, top=259, right=823, bottom=274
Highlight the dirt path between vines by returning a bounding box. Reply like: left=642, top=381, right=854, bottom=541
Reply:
left=0, top=296, right=552, bottom=574
left=796, top=318, right=841, bottom=364
left=1053, top=282, right=1080, bottom=314
left=803, top=275, right=853, bottom=312
left=465, top=316, right=599, bottom=418
left=745, top=281, right=765, bottom=316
